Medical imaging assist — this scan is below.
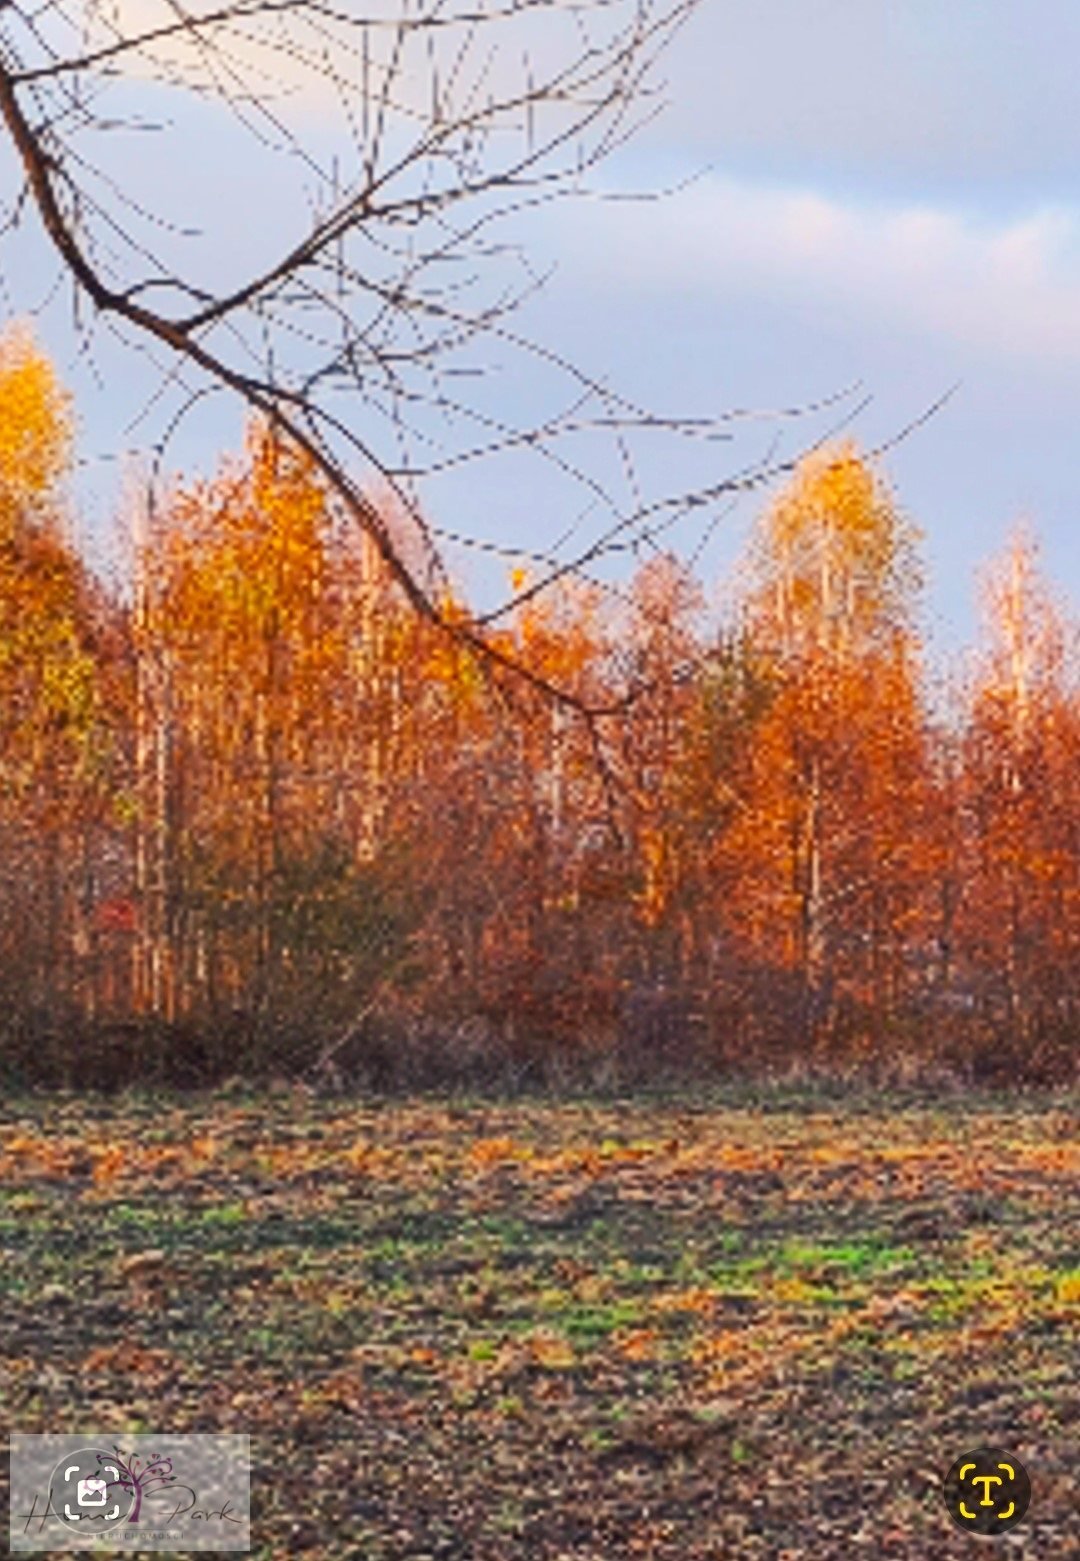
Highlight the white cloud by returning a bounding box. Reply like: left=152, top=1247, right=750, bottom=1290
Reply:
left=77, top=0, right=609, bottom=131
left=553, top=176, right=1080, bottom=367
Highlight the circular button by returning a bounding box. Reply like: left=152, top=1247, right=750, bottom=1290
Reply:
left=50, top=1447, right=136, bottom=1536
left=942, top=1446, right=1031, bottom=1535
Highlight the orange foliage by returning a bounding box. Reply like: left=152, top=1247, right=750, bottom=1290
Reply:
left=0, top=337, right=1073, bottom=1083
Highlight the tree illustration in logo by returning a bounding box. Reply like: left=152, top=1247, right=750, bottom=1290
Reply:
left=94, top=1447, right=180, bottom=1522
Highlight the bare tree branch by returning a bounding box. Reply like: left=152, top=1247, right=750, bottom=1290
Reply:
left=0, top=0, right=868, bottom=723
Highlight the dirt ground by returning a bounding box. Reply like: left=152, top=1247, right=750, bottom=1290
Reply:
left=1, top=1085, right=1077, bottom=1557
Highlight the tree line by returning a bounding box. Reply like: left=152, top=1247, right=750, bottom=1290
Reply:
left=1, top=326, right=1076, bottom=1089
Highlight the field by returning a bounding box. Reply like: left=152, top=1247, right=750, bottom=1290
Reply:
left=2, top=1086, right=1078, bottom=1557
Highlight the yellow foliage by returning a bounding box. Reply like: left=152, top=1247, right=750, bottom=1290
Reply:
left=752, top=439, right=920, bottom=661
left=0, top=323, right=72, bottom=508
left=1055, top=1272, right=1080, bottom=1305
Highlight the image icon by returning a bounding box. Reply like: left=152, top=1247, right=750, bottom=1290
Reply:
left=49, top=1450, right=134, bottom=1534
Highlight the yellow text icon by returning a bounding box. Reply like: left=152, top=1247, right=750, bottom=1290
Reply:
left=943, top=1447, right=1031, bottom=1535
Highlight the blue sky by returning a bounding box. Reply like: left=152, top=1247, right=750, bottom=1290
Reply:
left=4, top=0, right=1079, bottom=658
left=515, top=0, right=1080, bottom=656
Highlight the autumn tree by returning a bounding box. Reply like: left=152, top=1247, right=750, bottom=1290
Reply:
left=130, top=426, right=423, bottom=1064
left=480, top=572, right=614, bottom=1054
left=721, top=442, right=930, bottom=1055
left=358, top=566, right=619, bottom=1074
left=960, top=531, right=1079, bottom=1070
left=0, top=325, right=125, bottom=1051
left=0, top=331, right=1075, bottom=1088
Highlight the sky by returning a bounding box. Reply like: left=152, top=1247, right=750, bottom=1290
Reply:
left=3, top=0, right=1080, bottom=660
